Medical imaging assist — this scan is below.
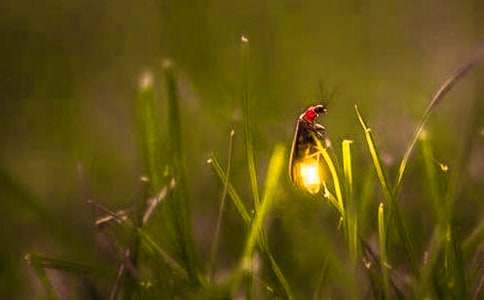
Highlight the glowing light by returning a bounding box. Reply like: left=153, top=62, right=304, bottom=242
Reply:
left=296, top=158, right=322, bottom=194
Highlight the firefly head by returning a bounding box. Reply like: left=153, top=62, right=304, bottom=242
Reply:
left=314, top=104, right=327, bottom=114
left=302, top=104, right=328, bottom=123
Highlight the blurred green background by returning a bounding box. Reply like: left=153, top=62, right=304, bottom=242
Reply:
left=1, top=0, right=484, bottom=298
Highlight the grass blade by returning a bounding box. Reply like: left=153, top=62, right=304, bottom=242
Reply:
left=463, top=219, right=484, bottom=256
left=87, top=200, right=189, bottom=281
left=232, top=145, right=286, bottom=296
left=355, top=105, right=417, bottom=274
left=355, top=106, right=392, bottom=202
left=358, top=170, right=375, bottom=234
left=208, top=152, right=293, bottom=298
left=262, top=246, right=294, bottom=299
left=342, top=140, right=358, bottom=265
left=240, top=35, right=260, bottom=209
left=419, top=133, right=445, bottom=220
left=207, top=155, right=251, bottom=224
left=378, top=203, right=391, bottom=300
left=313, top=137, right=345, bottom=220
left=342, top=140, right=354, bottom=200
left=443, top=224, right=468, bottom=299
left=25, top=253, right=96, bottom=275
left=241, top=145, right=285, bottom=270
left=209, top=129, right=235, bottom=279
left=395, top=46, right=484, bottom=191
left=163, top=61, right=197, bottom=282
left=136, top=227, right=189, bottom=280
left=417, top=134, right=448, bottom=298
left=136, top=71, right=164, bottom=191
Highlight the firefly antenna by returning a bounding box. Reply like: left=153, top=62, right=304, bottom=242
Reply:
left=318, top=80, right=339, bottom=108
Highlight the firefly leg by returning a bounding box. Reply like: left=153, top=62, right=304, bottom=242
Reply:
left=314, top=123, right=326, bottom=138
left=314, top=123, right=326, bottom=133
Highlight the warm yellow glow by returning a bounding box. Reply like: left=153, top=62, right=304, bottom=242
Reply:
left=296, top=158, right=322, bottom=194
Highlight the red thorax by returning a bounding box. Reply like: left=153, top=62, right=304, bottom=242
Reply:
left=302, top=106, right=318, bottom=123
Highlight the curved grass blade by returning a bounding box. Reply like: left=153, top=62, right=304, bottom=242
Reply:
left=395, top=46, right=484, bottom=192
left=313, top=137, right=345, bottom=221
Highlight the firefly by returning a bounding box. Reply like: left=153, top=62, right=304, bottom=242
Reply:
left=289, top=104, right=328, bottom=194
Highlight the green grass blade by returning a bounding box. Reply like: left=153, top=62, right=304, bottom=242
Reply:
left=378, top=203, right=391, bottom=300
left=136, top=227, right=189, bottom=280
left=209, top=151, right=293, bottom=298
left=313, top=137, right=345, bottom=220
left=163, top=61, right=197, bottom=282
left=136, top=71, right=163, bottom=191
left=419, top=133, right=445, bottom=221
left=241, top=145, right=285, bottom=270
left=207, top=155, right=251, bottom=224
left=417, top=134, right=448, bottom=298
left=209, top=129, right=235, bottom=279
left=321, top=186, right=344, bottom=217
left=463, top=218, right=484, bottom=256
left=355, top=105, right=417, bottom=274
left=342, top=140, right=358, bottom=265
left=395, top=47, right=484, bottom=191
left=342, top=140, right=354, bottom=200
left=417, top=225, right=446, bottom=299
left=443, top=224, right=468, bottom=299
left=259, top=239, right=294, bottom=299
left=25, top=253, right=97, bottom=275
left=256, top=147, right=294, bottom=299
left=358, top=170, right=375, bottom=233
left=87, top=200, right=188, bottom=281
left=355, top=106, right=392, bottom=202
left=240, top=35, right=260, bottom=209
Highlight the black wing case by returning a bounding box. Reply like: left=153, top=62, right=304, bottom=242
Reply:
left=289, top=120, right=312, bottom=184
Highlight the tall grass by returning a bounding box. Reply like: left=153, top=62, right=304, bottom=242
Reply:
left=355, top=105, right=417, bottom=275
left=241, top=36, right=260, bottom=209
left=378, top=203, right=391, bottom=299
left=162, top=61, right=198, bottom=283
left=23, top=41, right=484, bottom=300
left=208, top=129, right=235, bottom=279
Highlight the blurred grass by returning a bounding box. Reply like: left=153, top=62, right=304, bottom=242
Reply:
left=162, top=61, right=198, bottom=284
left=356, top=105, right=417, bottom=275
left=377, top=203, right=391, bottom=300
